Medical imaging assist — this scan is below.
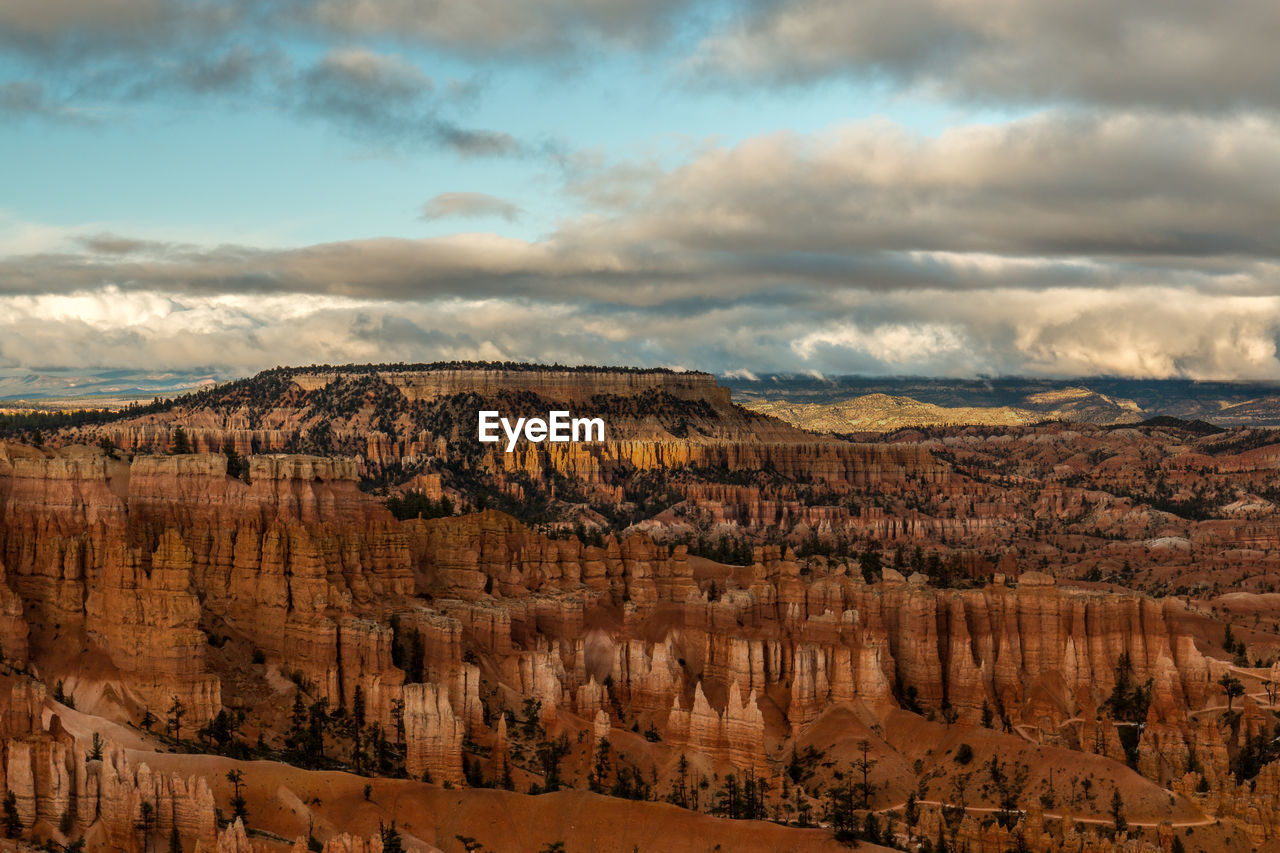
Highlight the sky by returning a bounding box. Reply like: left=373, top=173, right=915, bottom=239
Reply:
left=3, top=0, right=1280, bottom=383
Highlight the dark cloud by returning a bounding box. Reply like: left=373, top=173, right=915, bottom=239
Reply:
left=303, top=0, right=696, bottom=58
left=0, top=81, right=53, bottom=116
left=299, top=47, right=431, bottom=112
left=0, top=0, right=241, bottom=57
left=286, top=49, right=523, bottom=155
left=431, top=124, right=520, bottom=157
left=0, top=6, right=521, bottom=155
left=169, top=45, right=281, bottom=95
left=421, top=192, right=523, bottom=222
left=7, top=0, right=1277, bottom=118
left=5, top=112, right=1279, bottom=305
left=562, top=113, right=1280, bottom=261
left=73, top=234, right=173, bottom=255
left=695, top=0, right=1280, bottom=111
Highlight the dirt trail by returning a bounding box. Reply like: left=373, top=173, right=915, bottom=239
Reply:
left=876, top=799, right=1218, bottom=829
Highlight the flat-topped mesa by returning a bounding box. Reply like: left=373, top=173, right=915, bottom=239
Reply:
left=293, top=366, right=734, bottom=408
left=39, top=366, right=957, bottom=535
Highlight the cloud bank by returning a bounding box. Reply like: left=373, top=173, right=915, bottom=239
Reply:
left=4, top=0, right=1280, bottom=380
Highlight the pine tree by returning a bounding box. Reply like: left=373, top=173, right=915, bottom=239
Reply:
left=352, top=684, right=366, bottom=771
left=226, top=769, right=248, bottom=821
left=1220, top=673, right=1245, bottom=713
left=136, top=801, right=156, bottom=853
left=380, top=822, right=404, bottom=853
left=2, top=790, right=20, bottom=838
left=852, top=739, right=877, bottom=809
left=166, top=696, right=187, bottom=742
left=1110, top=788, right=1127, bottom=834
left=222, top=441, right=246, bottom=480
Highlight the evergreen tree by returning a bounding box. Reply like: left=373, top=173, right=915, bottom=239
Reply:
left=1110, top=788, right=1127, bottom=834
left=859, top=548, right=882, bottom=583
left=221, top=441, right=247, bottom=480
left=1220, top=673, right=1245, bottom=712
left=380, top=822, right=404, bottom=853
left=2, top=790, right=20, bottom=838
left=226, top=769, right=248, bottom=821
left=352, top=685, right=366, bottom=771
left=166, top=696, right=187, bottom=742
left=852, top=739, right=877, bottom=808
left=136, top=801, right=156, bottom=853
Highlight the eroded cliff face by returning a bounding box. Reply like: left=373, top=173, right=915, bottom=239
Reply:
left=0, top=679, right=217, bottom=852
left=393, top=513, right=1232, bottom=785
left=0, top=444, right=411, bottom=728
left=7, top=366, right=1280, bottom=851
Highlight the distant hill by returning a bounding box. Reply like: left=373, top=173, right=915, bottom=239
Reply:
left=0, top=367, right=221, bottom=406
left=725, top=375, right=1280, bottom=428
left=744, top=393, right=1041, bottom=432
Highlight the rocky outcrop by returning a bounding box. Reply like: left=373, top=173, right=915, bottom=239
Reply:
left=0, top=559, right=28, bottom=667
left=0, top=678, right=217, bottom=851
left=403, top=682, right=464, bottom=785
left=0, top=443, right=416, bottom=732
left=666, top=681, right=766, bottom=774
left=85, top=529, right=220, bottom=725
left=9, top=364, right=1280, bottom=851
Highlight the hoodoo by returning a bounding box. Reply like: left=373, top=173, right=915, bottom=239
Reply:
left=0, top=364, right=1277, bottom=851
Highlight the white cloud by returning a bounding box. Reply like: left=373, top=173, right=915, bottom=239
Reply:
left=793, top=322, right=968, bottom=364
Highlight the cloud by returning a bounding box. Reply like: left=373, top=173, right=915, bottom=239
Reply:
left=0, top=80, right=90, bottom=121
left=3, top=110, right=1280, bottom=304
left=421, top=192, right=523, bottom=222
left=0, top=81, right=51, bottom=116
left=563, top=112, right=1280, bottom=261
left=4, top=110, right=1280, bottom=379
left=73, top=233, right=172, bottom=255
left=3, top=286, right=1280, bottom=381
left=304, top=0, right=695, bottom=57
left=0, top=8, right=521, bottom=155
left=0, top=0, right=238, bottom=57
left=792, top=322, right=967, bottom=364
left=693, top=0, right=1280, bottom=111
left=300, top=47, right=432, bottom=111
left=1, top=0, right=697, bottom=62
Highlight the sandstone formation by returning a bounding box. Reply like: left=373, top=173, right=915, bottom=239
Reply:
left=2, top=365, right=1280, bottom=851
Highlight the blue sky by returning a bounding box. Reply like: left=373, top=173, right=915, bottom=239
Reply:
left=2, top=0, right=1280, bottom=383
left=2, top=35, right=1001, bottom=248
